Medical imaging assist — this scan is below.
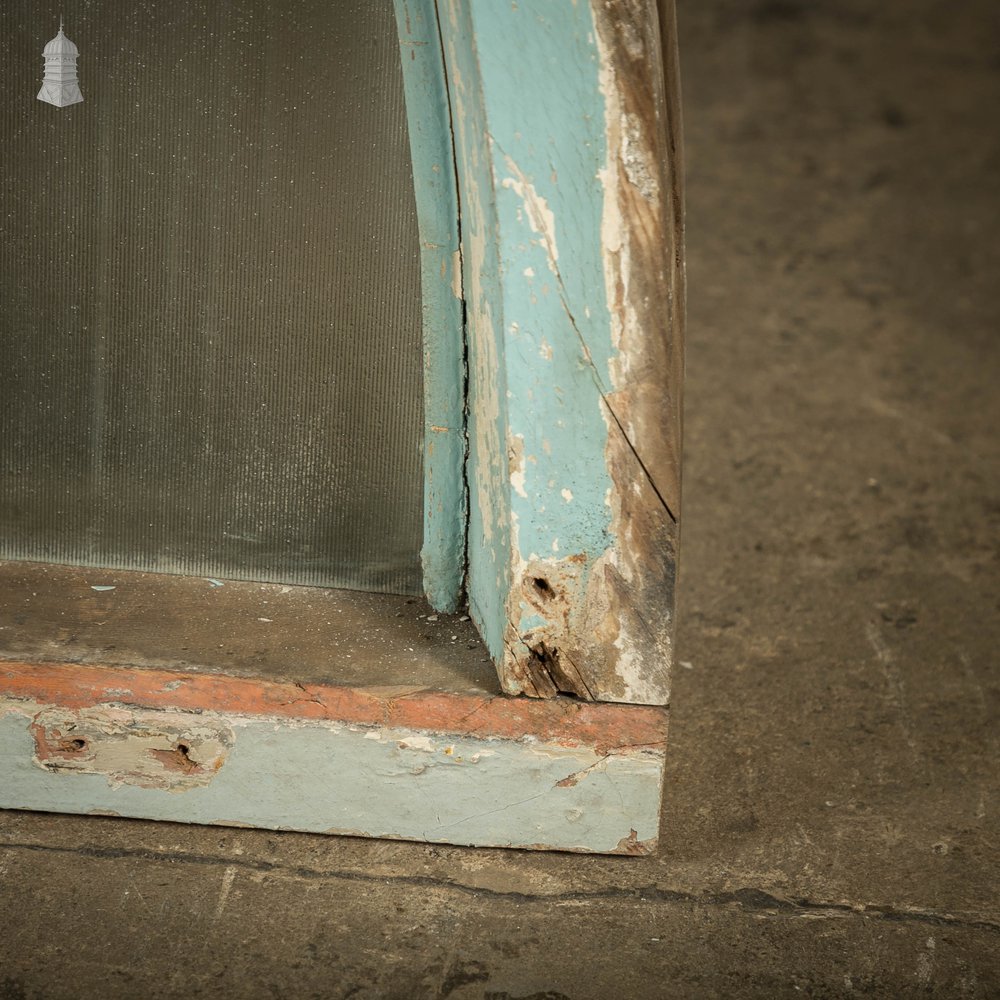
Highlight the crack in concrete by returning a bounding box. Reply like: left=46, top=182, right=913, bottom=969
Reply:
left=2, top=840, right=997, bottom=933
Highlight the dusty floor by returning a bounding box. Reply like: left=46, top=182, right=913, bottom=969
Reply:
left=2, top=0, right=999, bottom=996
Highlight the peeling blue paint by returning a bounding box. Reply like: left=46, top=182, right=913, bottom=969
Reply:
left=438, top=0, right=513, bottom=657
left=477, top=0, right=615, bottom=563
left=441, top=0, right=616, bottom=659
left=0, top=709, right=662, bottom=852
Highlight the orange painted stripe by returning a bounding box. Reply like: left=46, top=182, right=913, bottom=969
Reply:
left=0, top=660, right=667, bottom=753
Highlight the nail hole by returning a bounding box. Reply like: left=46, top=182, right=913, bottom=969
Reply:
left=176, top=743, right=191, bottom=757
left=70, top=738, right=86, bottom=751
left=533, top=577, right=552, bottom=595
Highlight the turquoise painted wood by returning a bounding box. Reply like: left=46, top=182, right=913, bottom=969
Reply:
left=438, top=0, right=683, bottom=705
left=435, top=0, right=512, bottom=660
left=444, top=0, right=618, bottom=626
left=0, top=700, right=664, bottom=853
left=471, top=0, right=617, bottom=580
left=393, top=0, right=467, bottom=613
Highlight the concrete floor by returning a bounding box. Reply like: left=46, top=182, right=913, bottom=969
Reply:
left=2, top=0, right=998, bottom=996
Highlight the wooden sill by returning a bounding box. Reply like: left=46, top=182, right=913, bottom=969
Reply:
left=0, top=561, right=667, bottom=854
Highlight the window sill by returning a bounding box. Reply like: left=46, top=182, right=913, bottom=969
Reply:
left=0, top=561, right=666, bottom=854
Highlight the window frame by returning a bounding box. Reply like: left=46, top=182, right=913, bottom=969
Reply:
left=0, top=0, right=683, bottom=854
left=408, top=0, right=684, bottom=707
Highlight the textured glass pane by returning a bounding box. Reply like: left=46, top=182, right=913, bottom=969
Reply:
left=0, top=0, right=423, bottom=594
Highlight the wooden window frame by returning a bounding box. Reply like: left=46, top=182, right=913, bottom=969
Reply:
left=420, top=0, right=684, bottom=707
left=0, top=0, right=683, bottom=854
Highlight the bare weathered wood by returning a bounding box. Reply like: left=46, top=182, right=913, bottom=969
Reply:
left=443, top=0, right=684, bottom=705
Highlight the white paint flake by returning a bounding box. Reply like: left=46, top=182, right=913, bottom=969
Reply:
left=501, top=157, right=559, bottom=275
left=509, top=433, right=528, bottom=498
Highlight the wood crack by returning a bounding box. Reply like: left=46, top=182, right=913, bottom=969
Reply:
left=493, top=137, right=677, bottom=525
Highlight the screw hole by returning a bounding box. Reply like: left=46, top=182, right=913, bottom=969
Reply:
left=532, top=577, right=552, bottom=595
left=70, top=738, right=86, bottom=751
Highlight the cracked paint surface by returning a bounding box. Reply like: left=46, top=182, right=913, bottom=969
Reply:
left=1, top=684, right=665, bottom=853
left=441, top=0, right=682, bottom=705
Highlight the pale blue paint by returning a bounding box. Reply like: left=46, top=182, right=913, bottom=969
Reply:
left=475, top=1, right=615, bottom=561
left=393, top=0, right=466, bottom=612
left=437, top=0, right=512, bottom=657
left=440, top=0, right=617, bottom=660
left=0, top=710, right=662, bottom=852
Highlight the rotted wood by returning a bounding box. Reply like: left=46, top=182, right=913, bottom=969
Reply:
left=529, top=0, right=684, bottom=704
left=443, top=0, right=684, bottom=706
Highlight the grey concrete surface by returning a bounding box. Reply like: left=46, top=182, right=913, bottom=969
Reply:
left=2, top=0, right=998, bottom=996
